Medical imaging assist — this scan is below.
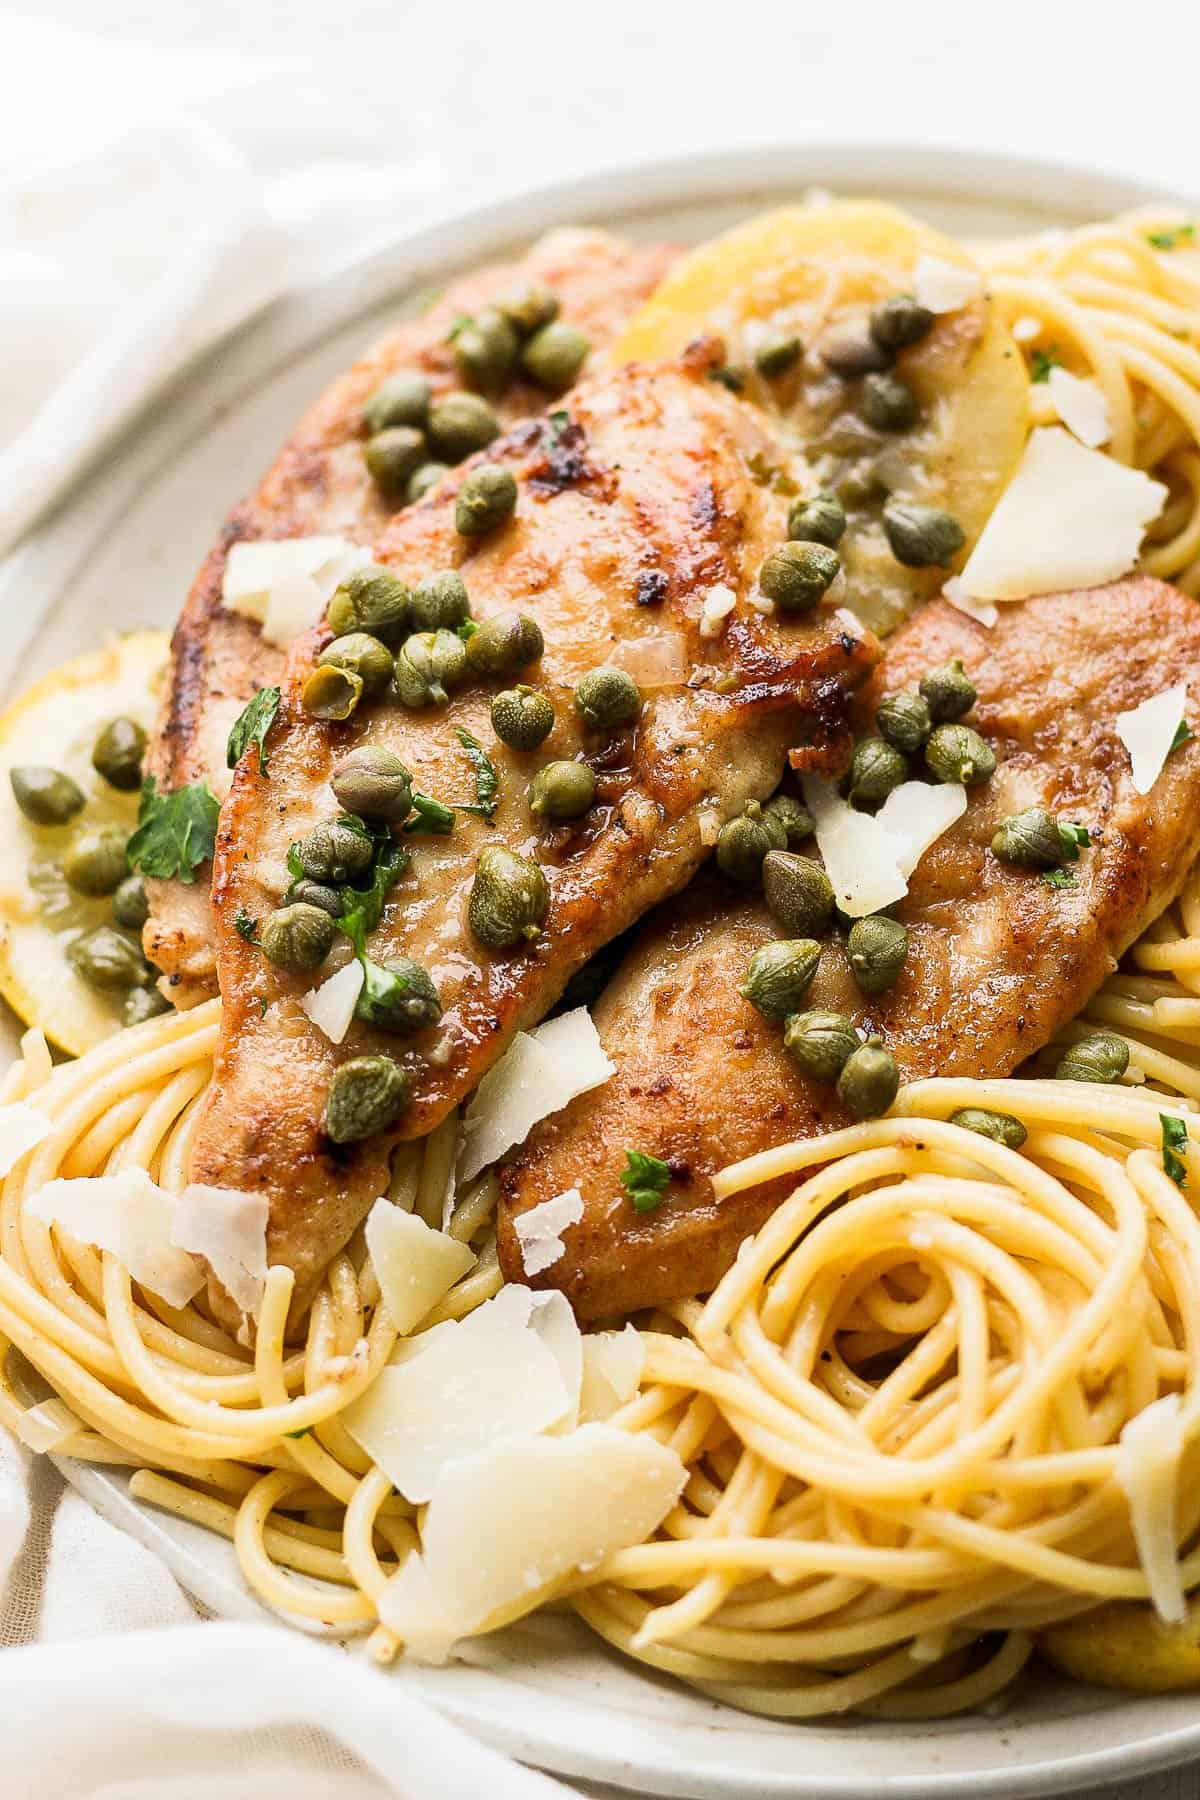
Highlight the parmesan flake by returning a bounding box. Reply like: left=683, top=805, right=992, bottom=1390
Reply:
left=363, top=1201, right=474, bottom=1336
left=171, top=1183, right=269, bottom=1317
left=579, top=1325, right=645, bottom=1422
left=222, top=536, right=370, bottom=647
left=913, top=254, right=982, bottom=314
left=800, top=776, right=966, bottom=919
left=458, top=1008, right=614, bottom=1182
left=942, top=576, right=997, bottom=630
left=299, top=958, right=363, bottom=1045
left=0, top=1101, right=52, bottom=1175
left=1115, top=683, right=1189, bottom=796
left=512, top=1187, right=584, bottom=1277
left=28, top=1170, right=203, bottom=1308
left=1046, top=367, right=1110, bottom=448
left=1116, top=1395, right=1187, bottom=1623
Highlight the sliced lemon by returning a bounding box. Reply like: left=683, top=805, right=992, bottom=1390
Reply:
left=0, top=631, right=170, bottom=1057
left=615, top=202, right=1029, bottom=636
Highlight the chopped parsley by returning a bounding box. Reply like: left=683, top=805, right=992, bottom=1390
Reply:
left=1030, top=346, right=1062, bottom=383
left=1161, top=1113, right=1189, bottom=1187
left=1171, top=717, right=1193, bottom=753
left=456, top=619, right=479, bottom=642
left=403, top=791, right=456, bottom=835
left=621, top=1149, right=672, bottom=1214
left=225, top=685, right=280, bottom=776
left=1042, top=867, right=1078, bottom=890
left=336, top=839, right=410, bottom=959
left=1147, top=225, right=1196, bottom=251
left=546, top=408, right=572, bottom=446
left=454, top=728, right=499, bottom=819
left=127, top=778, right=220, bottom=884
left=233, top=907, right=258, bottom=943
left=1056, top=822, right=1091, bottom=863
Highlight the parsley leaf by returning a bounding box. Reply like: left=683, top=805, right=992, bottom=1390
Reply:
left=456, top=619, right=479, bottom=642
left=1171, top=717, right=1193, bottom=753
left=620, top=1148, right=672, bottom=1214
left=234, top=907, right=258, bottom=943
left=1056, top=822, right=1091, bottom=862
left=454, top=728, right=499, bottom=819
left=226, top=685, right=281, bottom=775
left=1042, top=867, right=1078, bottom=890
left=1161, top=1113, right=1189, bottom=1187
left=127, top=778, right=220, bottom=884
left=1030, top=346, right=1062, bottom=383
left=403, top=791, right=456, bottom=835
left=336, top=839, right=410, bottom=959
left=1148, top=225, right=1196, bottom=251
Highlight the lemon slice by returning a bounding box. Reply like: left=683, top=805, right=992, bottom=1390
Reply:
left=0, top=631, right=170, bottom=1057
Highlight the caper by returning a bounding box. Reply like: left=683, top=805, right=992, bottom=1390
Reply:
left=10, top=766, right=85, bottom=826
left=925, top=722, right=996, bottom=786
left=468, top=844, right=549, bottom=949
left=124, top=984, right=170, bottom=1025
left=318, top=631, right=393, bottom=697
left=364, top=371, right=431, bottom=434
left=294, top=818, right=374, bottom=884
left=860, top=372, right=918, bottom=433
left=991, top=806, right=1064, bottom=870
left=788, top=492, right=846, bottom=547
left=758, top=541, right=840, bottom=612
left=453, top=307, right=519, bottom=392
left=466, top=610, right=545, bottom=680
left=784, top=1010, right=860, bottom=1082
left=285, top=878, right=344, bottom=916
left=821, top=324, right=893, bottom=377
left=920, top=658, right=976, bottom=723
left=740, top=939, right=821, bottom=1019
left=1055, top=1032, right=1130, bottom=1085
left=427, top=391, right=500, bottom=461
left=762, top=851, right=835, bottom=937
left=63, top=827, right=128, bottom=897
left=409, top=570, right=471, bottom=633
left=876, top=690, right=931, bottom=755
left=836, top=461, right=889, bottom=511
left=882, top=502, right=965, bottom=568
left=949, top=1106, right=1028, bottom=1149
left=330, top=746, right=413, bottom=822
left=355, top=956, right=442, bottom=1034
left=716, top=802, right=787, bottom=883
left=393, top=629, right=469, bottom=707
left=521, top=321, right=590, bottom=391
left=845, top=737, right=908, bottom=808
left=258, top=903, right=336, bottom=973
left=112, top=874, right=149, bottom=930
left=326, top=1054, right=411, bottom=1144
left=754, top=331, right=802, bottom=378
left=573, top=665, right=640, bottom=731
left=92, top=717, right=146, bottom=791
left=762, top=792, right=814, bottom=846
left=496, top=282, right=559, bottom=336
left=67, top=926, right=148, bottom=992
left=364, top=425, right=427, bottom=494
left=870, top=295, right=935, bottom=352
left=407, top=461, right=449, bottom=503
left=455, top=463, right=518, bottom=537
left=529, top=759, right=595, bottom=820
left=491, top=685, right=554, bottom=751
left=847, top=914, right=909, bottom=996
left=837, top=1036, right=900, bottom=1119
left=328, top=566, right=411, bottom=644
left=301, top=663, right=363, bottom=721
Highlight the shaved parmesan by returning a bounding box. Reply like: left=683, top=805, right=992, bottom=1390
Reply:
left=611, top=632, right=688, bottom=688
left=959, top=428, right=1166, bottom=601
left=874, top=780, right=968, bottom=878
left=222, top=536, right=370, bottom=648
left=942, top=576, right=997, bottom=630
left=15, top=1397, right=83, bottom=1454
left=171, top=1184, right=269, bottom=1317
left=299, top=959, right=363, bottom=1045
left=800, top=776, right=907, bottom=919
left=28, top=1170, right=203, bottom=1308
left=343, top=1285, right=570, bottom=1501
left=458, top=1007, right=614, bottom=1183
left=512, top=1186, right=583, bottom=1276
left=913, top=255, right=982, bottom=314
left=579, top=1325, right=645, bottom=1422
left=1046, top=367, right=1110, bottom=448
left=1116, top=682, right=1189, bottom=795
left=1116, top=1394, right=1186, bottom=1624
left=378, top=1553, right=459, bottom=1663
left=0, top=1102, right=51, bottom=1175
left=529, top=1291, right=583, bottom=1430
left=364, top=1200, right=474, bottom=1336
left=698, top=584, right=737, bottom=640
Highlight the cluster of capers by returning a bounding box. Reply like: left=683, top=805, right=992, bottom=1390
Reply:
left=10, top=719, right=168, bottom=1024
left=856, top=657, right=996, bottom=804
left=451, top=282, right=590, bottom=397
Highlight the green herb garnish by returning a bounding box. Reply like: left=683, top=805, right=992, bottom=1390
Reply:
left=1171, top=717, right=1193, bottom=753
left=546, top=409, right=571, bottom=446
left=1148, top=225, right=1196, bottom=251
left=233, top=907, right=258, bottom=943
left=1030, top=346, right=1062, bottom=383
left=1056, top=822, right=1091, bottom=863
left=620, top=1149, right=672, bottom=1214
left=1042, top=867, right=1078, bottom=890
left=454, top=728, right=499, bottom=818
left=708, top=365, right=746, bottom=393
left=1161, top=1113, right=1189, bottom=1187
left=226, top=685, right=281, bottom=776
left=336, top=839, right=410, bottom=958
left=456, top=619, right=479, bottom=642
left=404, top=791, right=456, bottom=835
left=127, top=778, right=220, bottom=884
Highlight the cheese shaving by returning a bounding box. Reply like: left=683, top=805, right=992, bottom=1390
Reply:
left=1116, top=683, right=1189, bottom=795
left=942, top=576, right=997, bottom=630
left=800, top=776, right=966, bottom=919
left=0, top=1102, right=52, bottom=1176
left=458, top=1008, right=614, bottom=1182
left=913, top=254, right=982, bottom=314
left=1046, top=367, right=1111, bottom=448
left=579, top=1325, right=645, bottom=1422
left=512, top=1186, right=584, bottom=1276
left=363, top=1201, right=474, bottom=1336
left=15, top=1397, right=83, bottom=1454
left=377, top=1553, right=459, bottom=1664
left=171, top=1183, right=269, bottom=1317
left=222, top=536, right=369, bottom=647
left=27, top=1170, right=203, bottom=1308
left=529, top=1290, right=583, bottom=1430
left=874, top=780, right=968, bottom=878
left=299, top=959, right=363, bottom=1045
left=1115, top=1394, right=1187, bottom=1624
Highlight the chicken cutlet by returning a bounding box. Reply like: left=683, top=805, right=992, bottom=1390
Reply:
left=497, top=578, right=1200, bottom=1319
left=144, top=228, right=680, bottom=1006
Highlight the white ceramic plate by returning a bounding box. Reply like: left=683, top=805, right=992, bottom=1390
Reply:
left=5, top=144, right=1198, bottom=1798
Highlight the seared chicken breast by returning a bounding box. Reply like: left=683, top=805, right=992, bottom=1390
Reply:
left=498, top=578, right=1200, bottom=1318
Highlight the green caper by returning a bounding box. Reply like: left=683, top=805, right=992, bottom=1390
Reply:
left=876, top=690, right=931, bottom=755
left=821, top=324, right=893, bottom=377
left=496, top=282, right=559, bottom=336
left=407, top=461, right=449, bottom=503
left=758, top=541, right=840, bottom=613
left=67, top=926, right=148, bottom=992
left=355, top=956, right=442, bottom=1035
left=870, top=295, right=935, bottom=352
left=330, top=746, right=413, bottom=822
left=92, top=717, right=146, bottom=791
left=521, top=321, right=590, bottom=391
left=10, top=766, right=85, bottom=826
left=754, top=331, right=802, bottom=378
left=427, top=391, right=500, bottom=461
left=491, top=685, right=554, bottom=751
left=948, top=1107, right=1028, bottom=1149
left=762, top=793, right=814, bottom=846
left=836, top=460, right=889, bottom=511
left=112, top=874, right=149, bottom=930
left=845, top=737, right=908, bottom=808
left=124, top=984, right=170, bottom=1026
left=837, top=1036, right=900, bottom=1119
left=468, top=844, right=549, bottom=949
left=990, top=806, right=1064, bottom=870
left=326, top=1054, right=412, bottom=1144
left=455, top=463, right=518, bottom=537
left=394, top=629, right=469, bottom=707
left=573, top=665, right=640, bottom=731
left=409, top=571, right=471, bottom=632
left=285, top=878, right=344, bottom=916
left=1055, top=1033, right=1130, bottom=1085
left=529, top=759, right=596, bottom=820
left=740, top=939, right=821, bottom=1019
left=715, top=802, right=787, bottom=883
left=63, top=827, right=128, bottom=897
left=364, top=425, right=428, bottom=494
left=847, top=914, right=909, bottom=995
left=301, top=663, right=363, bottom=721
left=860, top=372, right=918, bottom=432
left=327, top=565, right=411, bottom=644
left=466, top=611, right=545, bottom=680
left=258, top=903, right=336, bottom=972
left=788, top=492, right=846, bottom=547
left=925, top=722, right=996, bottom=786
left=762, top=851, right=835, bottom=937
left=453, top=308, right=519, bottom=392
left=784, top=1010, right=860, bottom=1082
left=294, top=818, right=374, bottom=884
left=318, top=632, right=394, bottom=697
left=882, top=502, right=965, bottom=568
left=363, top=371, right=431, bottom=435
left=920, top=658, right=977, bottom=723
